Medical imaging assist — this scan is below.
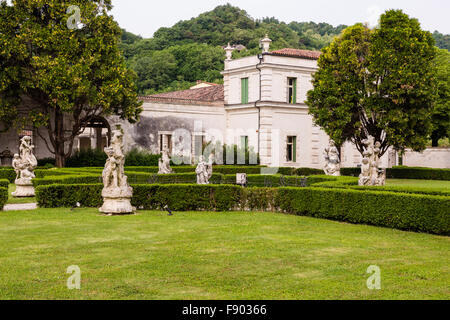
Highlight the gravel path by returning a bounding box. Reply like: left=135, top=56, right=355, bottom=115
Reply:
left=3, top=203, right=38, bottom=211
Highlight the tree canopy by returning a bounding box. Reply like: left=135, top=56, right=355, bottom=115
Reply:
left=0, top=0, right=142, bottom=167
left=119, top=4, right=448, bottom=95
left=306, top=10, right=437, bottom=156
left=431, top=48, right=450, bottom=146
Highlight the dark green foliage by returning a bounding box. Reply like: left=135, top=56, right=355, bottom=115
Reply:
left=37, top=158, right=56, bottom=167
left=0, top=168, right=16, bottom=183
left=0, top=179, right=9, bottom=189
left=124, top=148, right=161, bottom=166
left=292, top=168, right=325, bottom=176
left=0, top=187, right=7, bottom=210
left=66, top=149, right=108, bottom=168
left=341, top=166, right=450, bottom=180
left=36, top=184, right=103, bottom=208
left=307, top=11, right=437, bottom=157
left=275, top=187, right=450, bottom=235
left=432, top=31, right=450, bottom=50
left=431, top=48, right=450, bottom=146
left=387, top=166, right=450, bottom=180
left=35, top=183, right=450, bottom=235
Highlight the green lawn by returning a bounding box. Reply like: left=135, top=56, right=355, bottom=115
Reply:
left=387, top=179, right=450, bottom=189
left=0, top=209, right=448, bottom=300
left=7, top=184, right=36, bottom=204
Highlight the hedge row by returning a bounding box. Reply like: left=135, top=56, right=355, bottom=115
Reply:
left=0, top=187, right=7, bottom=210
left=32, top=171, right=335, bottom=188
left=35, top=183, right=450, bottom=235
left=32, top=172, right=224, bottom=187
left=342, top=166, right=450, bottom=180
left=0, top=179, right=9, bottom=189
left=0, top=168, right=15, bottom=183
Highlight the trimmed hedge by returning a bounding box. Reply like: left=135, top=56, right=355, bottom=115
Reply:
left=0, top=179, right=9, bottom=189
left=35, top=183, right=450, bottom=235
left=275, top=187, right=449, bottom=235
left=341, top=166, right=450, bottom=181
left=0, top=168, right=15, bottom=183
left=32, top=172, right=224, bottom=187
left=0, top=187, right=7, bottom=210
left=387, top=166, right=450, bottom=180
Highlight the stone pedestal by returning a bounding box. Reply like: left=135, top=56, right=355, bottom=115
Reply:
left=99, top=198, right=134, bottom=215
left=12, top=179, right=35, bottom=197
left=99, top=187, right=134, bottom=215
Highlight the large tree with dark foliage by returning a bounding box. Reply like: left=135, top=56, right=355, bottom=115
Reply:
left=431, top=48, right=450, bottom=147
left=0, top=0, right=142, bottom=167
left=307, top=10, right=437, bottom=156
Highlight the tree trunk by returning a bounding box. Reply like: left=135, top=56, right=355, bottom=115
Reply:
left=54, top=107, right=66, bottom=168
left=431, top=131, right=439, bottom=148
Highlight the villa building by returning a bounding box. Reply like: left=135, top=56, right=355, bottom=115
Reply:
left=3, top=36, right=447, bottom=169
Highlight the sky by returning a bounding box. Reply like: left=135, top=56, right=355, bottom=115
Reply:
left=110, top=0, right=450, bottom=38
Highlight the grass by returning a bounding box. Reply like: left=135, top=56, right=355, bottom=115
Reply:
left=0, top=208, right=448, bottom=300
left=7, top=184, right=36, bottom=204
left=387, top=179, right=450, bottom=190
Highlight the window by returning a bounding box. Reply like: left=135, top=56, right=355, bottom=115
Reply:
left=159, top=134, right=172, bottom=153
left=286, top=136, right=297, bottom=162
left=241, top=77, right=249, bottom=104
left=287, top=78, right=297, bottom=104
left=79, top=137, right=91, bottom=151
left=240, top=136, right=249, bottom=151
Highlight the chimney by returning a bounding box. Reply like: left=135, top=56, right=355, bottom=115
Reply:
left=260, top=34, right=272, bottom=53
left=224, top=43, right=234, bottom=61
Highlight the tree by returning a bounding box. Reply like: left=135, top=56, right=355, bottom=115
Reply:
left=306, top=10, right=437, bottom=157
left=431, top=48, right=450, bottom=147
left=0, top=0, right=142, bottom=167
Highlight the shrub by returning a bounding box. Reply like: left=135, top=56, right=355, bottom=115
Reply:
left=35, top=183, right=450, bottom=235
left=0, top=187, right=7, bottom=210
left=341, top=166, right=450, bottom=180
left=0, top=179, right=9, bottom=189
left=275, top=187, right=450, bottom=235
left=387, top=166, right=450, bottom=180
left=125, top=148, right=161, bottom=166
left=293, top=168, right=324, bottom=176
left=66, top=149, right=107, bottom=167
left=37, top=158, right=56, bottom=167
left=0, top=168, right=16, bottom=183
left=33, top=174, right=102, bottom=187
left=36, top=184, right=103, bottom=208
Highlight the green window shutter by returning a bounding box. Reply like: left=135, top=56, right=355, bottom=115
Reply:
left=241, top=78, right=248, bottom=104
left=293, top=136, right=297, bottom=162
left=241, top=78, right=245, bottom=104
left=293, top=78, right=297, bottom=104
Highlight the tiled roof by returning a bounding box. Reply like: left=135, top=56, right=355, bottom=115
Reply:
left=141, top=85, right=224, bottom=105
left=270, top=48, right=321, bottom=60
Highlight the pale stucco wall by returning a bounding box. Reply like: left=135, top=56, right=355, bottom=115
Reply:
left=403, top=148, right=450, bottom=169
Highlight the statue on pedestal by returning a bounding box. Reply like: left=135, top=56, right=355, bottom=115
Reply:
left=196, top=155, right=211, bottom=185
left=99, top=125, right=135, bottom=215
left=158, top=149, right=173, bottom=174
left=12, top=136, right=38, bottom=197
left=323, top=140, right=341, bottom=176
left=358, top=136, right=386, bottom=186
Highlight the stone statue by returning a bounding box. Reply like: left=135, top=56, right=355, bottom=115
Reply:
left=158, top=149, right=173, bottom=174
left=359, top=136, right=386, bottom=186
left=323, top=140, right=341, bottom=176
left=12, top=136, right=37, bottom=197
left=207, top=154, right=214, bottom=181
left=196, top=155, right=210, bottom=184
left=99, top=125, right=134, bottom=215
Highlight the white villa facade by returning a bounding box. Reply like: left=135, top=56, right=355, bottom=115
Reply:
left=2, top=37, right=448, bottom=169
left=116, top=41, right=395, bottom=169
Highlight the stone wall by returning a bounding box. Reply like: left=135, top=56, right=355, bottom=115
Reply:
left=403, top=148, right=450, bottom=169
